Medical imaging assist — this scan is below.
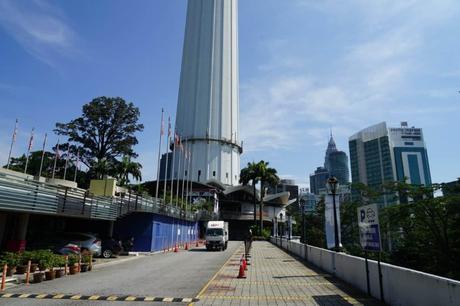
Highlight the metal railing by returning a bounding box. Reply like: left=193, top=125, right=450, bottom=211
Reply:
left=0, top=172, right=195, bottom=221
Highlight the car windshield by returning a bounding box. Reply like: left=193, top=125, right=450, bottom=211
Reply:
left=206, top=228, right=223, bottom=236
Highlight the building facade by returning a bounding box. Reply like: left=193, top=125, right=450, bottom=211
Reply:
left=349, top=122, right=432, bottom=206
left=328, top=151, right=349, bottom=185
left=174, top=0, right=241, bottom=186
left=309, top=167, right=329, bottom=195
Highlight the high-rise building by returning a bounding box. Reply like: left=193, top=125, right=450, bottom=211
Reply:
left=174, top=0, right=241, bottom=186
left=309, top=167, right=329, bottom=195
left=349, top=122, right=432, bottom=206
left=324, top=134, right=338, bottom=171
left=328, top=151, right=349, bottom=185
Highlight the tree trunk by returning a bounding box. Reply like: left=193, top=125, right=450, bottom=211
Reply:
left=259, top=182, right=264, bottom=236
left=253, top=183, right=257, bottom=229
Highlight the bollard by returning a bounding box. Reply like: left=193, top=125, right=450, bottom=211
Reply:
left=64, top=255, right=68, bottom=276
left=89, top=254, right=93, bottom=271
left=1, top=264, right=7, bottom=291
left=25, top=260, right=31, bottom=285
left=78, top=254, right=82, bottom=273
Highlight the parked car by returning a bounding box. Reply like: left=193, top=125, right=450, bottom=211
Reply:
left=101, top=237, right=122, bottom=258
left=29, top=232, right=101, bottom=257
left=58, top=243, right=81, bottom=255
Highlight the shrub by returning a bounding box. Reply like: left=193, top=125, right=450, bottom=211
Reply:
left=1, top=252, right=20, bottom=267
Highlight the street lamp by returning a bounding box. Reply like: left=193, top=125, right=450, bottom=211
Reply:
left=299, top=198, right=306, bottom=244
left=327, top=176, right=340, bottom=251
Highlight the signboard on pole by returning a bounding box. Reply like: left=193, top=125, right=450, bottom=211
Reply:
left=357, top=204, right=381, bottom=252
left=324, top=195, right=342, bottom=250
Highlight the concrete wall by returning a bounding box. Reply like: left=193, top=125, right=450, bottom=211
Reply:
left=271, top=237, right=460, bottom=306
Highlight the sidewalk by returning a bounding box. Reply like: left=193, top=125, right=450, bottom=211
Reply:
left=194, top=241, right=383, bottom=306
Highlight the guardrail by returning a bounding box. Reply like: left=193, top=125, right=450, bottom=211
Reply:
left=0, top=172, right=195, bottom=221
left=271, top=237, right=460, bottom=306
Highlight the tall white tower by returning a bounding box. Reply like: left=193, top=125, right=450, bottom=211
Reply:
left=175, top=0, right=241, bottom=186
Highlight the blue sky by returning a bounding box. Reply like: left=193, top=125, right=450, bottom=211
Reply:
left=0, top=0, right=459, bottom=187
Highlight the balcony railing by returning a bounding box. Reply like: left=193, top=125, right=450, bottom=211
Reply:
left=0, top=172, right=195, bottom=221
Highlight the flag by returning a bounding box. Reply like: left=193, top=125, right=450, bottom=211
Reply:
left=168, top=117, right=172, bottom=136
left=12, top=119, right=18, bottom=143
left=27, top=128, right=35, bottom=151
left=160, top=108, right=164, bottom=135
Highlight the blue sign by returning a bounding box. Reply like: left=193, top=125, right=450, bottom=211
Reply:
left=357, top=204, right=381, bottom=252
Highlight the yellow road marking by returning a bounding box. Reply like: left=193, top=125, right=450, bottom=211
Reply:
left=88, top=295, right=100, bottom=300
left=1, top=293, right=13, bottom=298
left=144, top=296, right=155, bottom=301
left=36, top=294, right=48, bottom=299
left=182, top=298, right=193, bottom=302
left=53, top=294, right=65, bottom=299
left=18, top=294, right=30, bottom=298
left=163, top=297, right=174, bottom=302
left=125, top=296, right=137, bottom=301
left=70, top=295, right=81, bottom=300
left=106, top=296, right=118, bottom=301
left=196, top=245, right=242, bottom=298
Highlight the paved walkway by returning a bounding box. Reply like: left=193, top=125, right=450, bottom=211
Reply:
left=194, top=241, right=383, bottom=306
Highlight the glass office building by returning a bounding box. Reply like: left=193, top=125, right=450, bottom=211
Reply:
left=349, top=122, right=432, bottom=206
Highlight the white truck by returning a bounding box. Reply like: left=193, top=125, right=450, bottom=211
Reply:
left=205, top=221, right=229, bottom=251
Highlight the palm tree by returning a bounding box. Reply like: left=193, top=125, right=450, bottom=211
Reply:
left=240, top=162, right=260, bottom=228
left=116, top=156, right=142, bottom=186
left=240, top=160, right=280, bottom=235
left=256, top=161, right=280, bottom=235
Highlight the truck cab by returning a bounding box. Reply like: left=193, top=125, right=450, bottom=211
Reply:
left=205, top=221, right=228, bottom=251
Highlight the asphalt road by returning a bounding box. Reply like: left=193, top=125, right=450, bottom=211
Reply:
left=0, top=241, right=241, bottom=305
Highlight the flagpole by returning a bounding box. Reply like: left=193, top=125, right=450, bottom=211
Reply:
left=52, top=138, right=60, bottom=179
left=73, top=149, right=80, bottom=182
left=38, top=133, right=48, bottom=177
left=175, top=136, right=182, bottom=209
left=186, top=146, right=192, bottom=207
left=6, top=119, right=18, bottom=170
left=155, top=108, right=164, bottom=201
left=169, top=130, right=177, bottom=206
left=163, top=117, right=171, bottom=204
left=24, top=128, right=34, bottom=174
left=63, top=145, right=71, bottom=180
left=181, top=142, right=188, bottom=211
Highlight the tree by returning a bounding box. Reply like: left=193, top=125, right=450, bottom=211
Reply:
left=239, top=162, right=259, bottom=228
left=116, top=156, right=142, bottom=186
left=55, top=97, right=144, bottom=179
left=255, top=161, right=280, bottom=235
left=239, top=160, right=280, bottom=236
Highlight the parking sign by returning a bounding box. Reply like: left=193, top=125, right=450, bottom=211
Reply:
left=357, top=204, right=381, bottom=252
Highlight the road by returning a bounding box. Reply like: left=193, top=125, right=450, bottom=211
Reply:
left=0, top=241, right=241, bottom=305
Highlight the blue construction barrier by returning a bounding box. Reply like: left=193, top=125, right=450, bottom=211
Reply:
left=114, top=213, right=198, bottom=252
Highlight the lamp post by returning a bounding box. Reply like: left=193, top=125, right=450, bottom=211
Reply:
left=299, top=198, right=306, bottom=243
left=327, top=176, right=340, bottom=252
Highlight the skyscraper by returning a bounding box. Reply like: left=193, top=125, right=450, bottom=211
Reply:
left=349, top=122, right=432, bottom=206
left=324, top=133, right=349, bottom=185
left=174, top=0, right=241, bottom=186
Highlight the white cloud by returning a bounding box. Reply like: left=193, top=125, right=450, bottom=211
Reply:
left=240, top=0, right=460, bottom=155
left=0, top=0, right=79, bottom=67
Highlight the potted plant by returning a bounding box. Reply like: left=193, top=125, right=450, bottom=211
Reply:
left=1, top=252, right=20, bottom=276
left=33, top=271, right=44, bottom=283
left=80, top=255, right=90, bottom=272
left=36, top=250, right=53, bottom=272
left=44, top=254, right=56, bottom=281
left=68, top=255, right=79, bottom=275
left=16, top=251, right=30, bottom=274
left=54, top=255, right=66, bottom=278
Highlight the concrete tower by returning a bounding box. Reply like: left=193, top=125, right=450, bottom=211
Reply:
left=175, top=0, right=241, bottom=186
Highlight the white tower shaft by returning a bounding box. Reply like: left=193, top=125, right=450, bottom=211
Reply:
left=175, top=0, right=241, bottom=186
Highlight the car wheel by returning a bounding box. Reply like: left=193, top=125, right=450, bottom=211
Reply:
left=102, top=249, right=113, bottom=258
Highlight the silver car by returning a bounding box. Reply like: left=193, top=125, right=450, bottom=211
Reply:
left=57, top=232, right=101, bottom=257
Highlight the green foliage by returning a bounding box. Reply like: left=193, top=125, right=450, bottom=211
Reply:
left=240, top=160, right=280, bottom=235
left=1, top=252, right=20, bottom=267
left=67, top=254, right=79, bottom=266
left=55, top=96, right=144, bottom=180
left=82, top=255, right=91, bottom=264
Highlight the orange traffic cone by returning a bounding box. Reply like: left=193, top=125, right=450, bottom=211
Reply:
left=242, top=256, right=247, bottom=271
left=185, top=243, right=189, bottom=250
left=174, top=244, right=179, bottom=252
left=237, top=259, right=246, bottom=279
left=196, top=240, right=199, bottom=247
